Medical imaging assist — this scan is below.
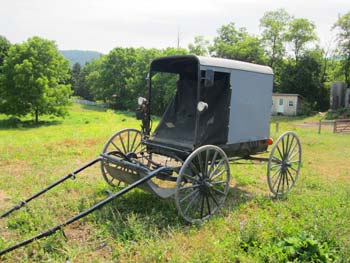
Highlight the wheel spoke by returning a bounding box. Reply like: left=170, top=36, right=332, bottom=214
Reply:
left=281, top=136, right=285, bottom=159
left=127, top=130, right=130, bottom=152
left=270, top=166, right=282, bottom=180
left=286, top=168, right=296, bottom=184
left=180, top=189, right=199, bottom=203
left=208, top=190, right=219, bottom=206
left=179, top=184, right=200, bottom=191
left=197, top=152, right=204, bottom=176
left=208, top=151, right=218, bottom=175
left=285, top=171, right=290, bottom=188
left=272, top=170, right=282, bottom=191
left=133, top=142, right=142, bottom=153
left=204, top=149, right=209, bottom=176
left=287, top=142, right=298, bottom=160
left=276, top=145, right=284, bottom=160
left=211, top=168, right=226, bottom=181
left=129, top=132, right=138, bottom=152
left=212, top=187, right=226, bottom=196
left=276, top=171, right=283, bottom=194
left=118, top=134, right=127, bottom=153
left=289, top=150, right=300, bottom=162
left=286, top=136, right=295, bottom=156
left=111, top=141, right=123, bottom=153
left=209, top=159, right=224, bottom=178
left=289, top=166, right=298, bottom=173
left=270, top=164, right=282, bottom=170
left=183, top=191, right=200, bottom=215
left=200, top=195, right=205, bottom=218
left=272, top=156, right=282, bottom=164
left=211, top=180, right=227, bottom=185
left=183, top=173, right=199, bottom=183
left=206, top=194, right=211, bottom=215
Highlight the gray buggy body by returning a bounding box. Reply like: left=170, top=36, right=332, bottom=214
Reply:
left=145, top=55, right=274, bottom=158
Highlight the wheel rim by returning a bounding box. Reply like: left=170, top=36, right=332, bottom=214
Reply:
left=101, top=129, right=146, bottom=186
left=175, top=145, right=230, bottom=223
left=267, top=132, right=302, bottom=197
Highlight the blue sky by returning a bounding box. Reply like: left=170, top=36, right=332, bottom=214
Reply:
left=1, top=0, right=349, bottom=53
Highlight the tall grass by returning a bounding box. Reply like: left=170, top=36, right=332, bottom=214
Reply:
left=0, top=104, right=349, bottom=262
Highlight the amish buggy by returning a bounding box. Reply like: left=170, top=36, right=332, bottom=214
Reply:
left=0, top=55, right=302, bottom=256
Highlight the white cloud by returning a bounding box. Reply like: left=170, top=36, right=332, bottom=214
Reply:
left=0, top=0, right=349, bottom=53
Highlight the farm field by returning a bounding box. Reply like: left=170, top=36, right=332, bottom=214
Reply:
left=0, top=104, right=349, bottom=262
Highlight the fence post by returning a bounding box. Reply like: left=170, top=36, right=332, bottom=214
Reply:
left=333, top=121, right=336, bottom=133
left=318, top=120, right=322, bottom=134
left=275, top=122, right=279, bottom=133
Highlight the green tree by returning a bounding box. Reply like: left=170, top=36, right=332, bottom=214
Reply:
left=285, top=18, right=318, bottom=61
left=211, top=22, right=266, bottom=64
left=188, top=36, right=210, bottom=56
left=333, top=12, right=350, bottom=88
left=0, top=35, right=11, bottom=68
left=279, top=49, right=329, bottom=110
left=70, top=62, right=93, bottom=100
left=70, top=62, right=82, bottom=95
left=0, top=37, right=71, bottom=124
left=260, top=9, right=291, bottom=67
left=81, top=58, right=103, bottom=101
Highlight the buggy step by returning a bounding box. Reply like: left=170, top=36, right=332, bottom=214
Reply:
left=0, top=157, right=102, bottom=219
left=0, top=166, right=171, bottom=256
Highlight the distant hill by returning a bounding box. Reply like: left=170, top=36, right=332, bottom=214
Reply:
left=60, top=50, right=102, bottom=67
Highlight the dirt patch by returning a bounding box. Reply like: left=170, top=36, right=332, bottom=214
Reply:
left=84, top=138, right=101, bottom=147
left=0, top=190, right=9, bottom=202
left=57, top=138, right=80, bottom=147
left=0, top=160, right=30, bottom=178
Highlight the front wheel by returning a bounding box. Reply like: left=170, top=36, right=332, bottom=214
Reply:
left=101, top=128, right=146, bottom=186
left=175, top=145, right=230, bottom=223
left=267, top=132, right=302, bottom=197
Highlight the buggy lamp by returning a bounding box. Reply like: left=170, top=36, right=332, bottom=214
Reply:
left=197, top=101, right=208, bottom=112
left=138, top=97, right=147, bottom=106
left=266, top=138, right=274, bottom=145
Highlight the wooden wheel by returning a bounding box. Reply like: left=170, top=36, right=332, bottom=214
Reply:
left=267, top=132, right=302, bottom=197
left=101, top=128, right=146, bottom=186
left=175, top=145, right=230, bottom=223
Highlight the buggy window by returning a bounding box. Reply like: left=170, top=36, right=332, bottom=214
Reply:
left=197, top=71, right=231, bottom=145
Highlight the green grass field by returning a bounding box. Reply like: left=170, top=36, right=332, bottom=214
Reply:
left=0, top=104, right=349, bottom=262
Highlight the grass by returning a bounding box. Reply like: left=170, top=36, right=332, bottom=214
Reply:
left=0, top=104, right=349, bottom=262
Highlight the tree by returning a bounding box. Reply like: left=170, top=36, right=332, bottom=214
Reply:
left=0, top=37, right=71, bottom=124
left=69, top=62, right=93, bottom=100
left=333, top=12, right=350, bottom=88
left=260, top=9, right=291, bottom=67
left=279, top=49, right=329, bottom=110
left=285, top=18, right=318, bottom=61
left=0, top=35, right=11, bottom=68
left=188, top=36, right=210, bottom=56
left=70, top=62, right=82, bottom=95
left=211, top=22, right=266, bottom=64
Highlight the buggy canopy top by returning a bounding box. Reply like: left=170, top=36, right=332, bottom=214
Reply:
left=146, top=55, right=273, bottom=157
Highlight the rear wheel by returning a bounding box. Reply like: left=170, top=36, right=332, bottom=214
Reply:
left=267, top=132, right=302, bottom=197
left=101, top=128, right=146, bottom=186
left=175, top=145, right=230, bottom=223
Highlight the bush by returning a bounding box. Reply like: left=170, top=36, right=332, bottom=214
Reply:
left=326, top=107, right=350, bottom=120
left=300, top=101, right=317, bottom=116
left=278, top=233, right=338, bottom=262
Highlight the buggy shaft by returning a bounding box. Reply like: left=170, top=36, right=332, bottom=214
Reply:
left=0, top=157, right=102, bottom=219
left=0, top=166, right=170, bottom=257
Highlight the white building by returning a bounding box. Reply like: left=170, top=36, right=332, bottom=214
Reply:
left=272, top=93, right=303, bottom=116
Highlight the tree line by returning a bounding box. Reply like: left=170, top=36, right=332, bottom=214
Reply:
left=1, top=9, right=350, bottom=122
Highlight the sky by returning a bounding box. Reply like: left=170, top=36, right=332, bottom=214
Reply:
left=0, top=0, right=349, bottom=54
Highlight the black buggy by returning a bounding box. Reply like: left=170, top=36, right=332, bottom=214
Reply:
left=0, top=55, right=302, bottom=256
